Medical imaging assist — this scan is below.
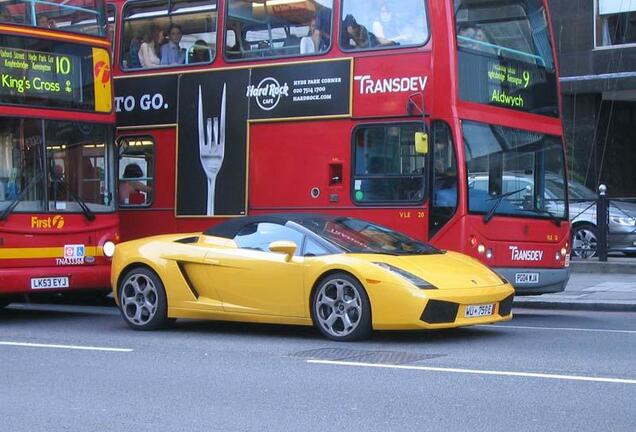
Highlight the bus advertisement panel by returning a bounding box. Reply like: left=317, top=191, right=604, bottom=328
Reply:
left=110, top=0, right=569, bottom=295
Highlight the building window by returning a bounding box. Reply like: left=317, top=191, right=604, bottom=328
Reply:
left=340, top=0, right=428, bottom=52
left=597, top=0, right=636, bottom=46
left=117, top=137, right=154, bottom=206
left=352, top=123, right=427, bottom=204
left=121, top=0, right=217, bottom=70
left=224, top=0, right=333, bottom=60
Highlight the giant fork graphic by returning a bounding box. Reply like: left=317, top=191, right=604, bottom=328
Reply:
left=198, top=84, right=226, bottom=216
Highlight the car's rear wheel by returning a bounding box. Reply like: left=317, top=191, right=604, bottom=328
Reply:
left=572, top=224, right=598, bottom=259
left=118, top=267, right=170, bottom=330
left=312, top=273, right=371, bottom=341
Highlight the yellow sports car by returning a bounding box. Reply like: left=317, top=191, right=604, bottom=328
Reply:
left=111, top=214, right=514, bottom=341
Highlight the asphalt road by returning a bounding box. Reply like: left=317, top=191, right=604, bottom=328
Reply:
left=1, top=301, right=635, bottom=432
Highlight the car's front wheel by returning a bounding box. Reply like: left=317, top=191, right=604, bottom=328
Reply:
left=572, top=224, right=598, bottom=259
left=118, top=267, right=170, bottom=330
left=312, top=273, right=371, bottom=341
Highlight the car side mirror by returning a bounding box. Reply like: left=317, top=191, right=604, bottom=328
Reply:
left=269, top=241, right=297, bottom=261
left=414, top=132, right=429, bottom=154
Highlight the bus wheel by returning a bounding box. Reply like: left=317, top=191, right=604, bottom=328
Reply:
left=311, top=273, right=372, bottom=341
left=118, top=267, right=170, bottom=330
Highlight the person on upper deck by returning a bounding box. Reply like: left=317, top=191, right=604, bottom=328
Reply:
left=161, top=24, right=185, bottom=65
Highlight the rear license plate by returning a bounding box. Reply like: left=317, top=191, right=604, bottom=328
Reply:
left=515, top=272, right=539, bottom=284
left=465, top=303, right=494, bottom=318
left=565, top=254, right=570, bottom=267
left=31, top=277, right=69, bottom=289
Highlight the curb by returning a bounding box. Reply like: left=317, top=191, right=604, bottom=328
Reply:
left=569, top=261, right=636, bottom=274
left=513, top=300, right=636, bottom=313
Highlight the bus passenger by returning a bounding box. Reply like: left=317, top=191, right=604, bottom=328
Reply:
left=119, top=163, right=151, bottom=205
left=342, top=15, right=378, bottom=49
left=372, top=3, right=400, bottom=43
left=300, top=18, right=320, bottom=54
left=139, top=28, right=164, bottom=68
left=189, top=39, right=212, bottom=63
left=161, top=24, right=185, bottom=65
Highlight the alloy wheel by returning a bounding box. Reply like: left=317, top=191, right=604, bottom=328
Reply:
left=120, top=273, right=159, bottom=326
left=573, top=227, right=598, bottom=259
left=315, top=278, right=363, bottom=338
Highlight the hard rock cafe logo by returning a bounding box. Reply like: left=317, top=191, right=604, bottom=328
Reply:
left=246, top=77, right=289, bottom=111
left=31, top=215, right=65, bottom=229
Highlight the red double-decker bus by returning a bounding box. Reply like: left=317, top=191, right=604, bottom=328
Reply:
left=109, top=0, right=569, bottom=294
left=0, top=0, right=118, bottom=306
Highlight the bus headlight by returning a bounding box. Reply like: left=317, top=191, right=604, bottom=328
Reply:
left=103, top=241, right=116, bottom=258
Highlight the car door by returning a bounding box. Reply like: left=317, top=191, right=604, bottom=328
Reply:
left=205, top=222, right=306, bottom=317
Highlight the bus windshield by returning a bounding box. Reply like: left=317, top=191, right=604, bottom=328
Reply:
left=455, top=0, right=558, bottom=116
left=0, top=118, right=115, bottom=215
left=463, top=120, right=567, bottom=221
left=0, top=0, right=107, bottom=37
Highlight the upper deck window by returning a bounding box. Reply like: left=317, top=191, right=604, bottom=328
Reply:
left=455, top=0, right=558, bottom=116
left=0, top=0, right=107, bottom=36
left=339, top=0, right=428, bottom=52
left=224, top=0, right=333, bottom=60
left=121, top=0, right=217, bottom=71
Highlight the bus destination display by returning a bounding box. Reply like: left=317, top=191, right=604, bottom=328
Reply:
left=458, top=51, right=558, bottom=117
left=0, top=46, right=80, bottom=103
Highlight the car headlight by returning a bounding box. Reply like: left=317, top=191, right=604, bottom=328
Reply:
left=372, top=262, right=437, bottom=289
left=103, top=241, right=116, bottom=258
left=610, top=216, right=636, bottom=226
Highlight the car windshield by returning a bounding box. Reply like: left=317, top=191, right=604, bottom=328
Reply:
left=298, top=217, right=440, bottom=255
left=566, top=179, right=597, bottom=200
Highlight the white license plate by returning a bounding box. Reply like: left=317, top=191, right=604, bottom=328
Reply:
left=515, top=272, right=539, bottom=284
left=31, top=277, right=69, bottom=289
left=565, top=254, right=570, bottom=267
left=465, top=303, right=495, bottom=318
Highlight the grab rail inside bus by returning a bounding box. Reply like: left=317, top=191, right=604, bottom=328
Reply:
left=457, top=35, right=546, bottom=68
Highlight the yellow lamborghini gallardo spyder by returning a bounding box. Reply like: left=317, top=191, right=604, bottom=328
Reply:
left=111, top=214, right=514, bottom=341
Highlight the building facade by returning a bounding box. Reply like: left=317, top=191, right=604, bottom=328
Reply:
left=550, top=0, right=636, bottom=196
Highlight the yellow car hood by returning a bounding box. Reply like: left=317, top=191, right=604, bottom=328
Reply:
left=351, top=251, right=504, bottom=289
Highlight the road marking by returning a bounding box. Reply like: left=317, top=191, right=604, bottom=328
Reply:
left=307, top=360, right=636, bottom=385
left=480, top=324, right=636, bottom=334
left=0, top=341, right=133, bottom=353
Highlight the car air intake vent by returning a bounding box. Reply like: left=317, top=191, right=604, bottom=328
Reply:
left=420, top=300, right=459, bottom=324
left=175, top=236, right=199, bottom=244
left=498, top=294, right=514, bottom=316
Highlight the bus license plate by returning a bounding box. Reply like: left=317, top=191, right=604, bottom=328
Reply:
left=515, top=272, right=539, bottom=284
left=465, top=303, right=494, bottom=318
left=31, top=277, right=69, bottom=289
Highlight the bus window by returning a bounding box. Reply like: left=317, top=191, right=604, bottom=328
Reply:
left=0, top=119, right=45, bottom=213
left=454, top=0, right=558, bottom=116
left=224, top=0, right=333, bottom=60
left=340, top=0, right=428, bottom=51
left=352, top=124, right=426, bottom=204
left=463, top=120, right=567, bottom=221
left=430, top=121, right=458, bottom=237
left=118, top=137, right=155, bottom=207
left=107, top=3, right=116, bottom=47
left=121, top=0, right=217, bottom=70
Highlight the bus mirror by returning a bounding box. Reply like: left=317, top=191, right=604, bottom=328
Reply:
left=414, top=132, right=429, bottom=154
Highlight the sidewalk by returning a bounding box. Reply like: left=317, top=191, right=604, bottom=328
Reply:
left=513, top=258, right=636, bottom=312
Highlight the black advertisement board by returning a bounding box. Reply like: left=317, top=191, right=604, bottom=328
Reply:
left=175, top=59, right=351, bottom=216
left=114, top=75, right=179, bottom=127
